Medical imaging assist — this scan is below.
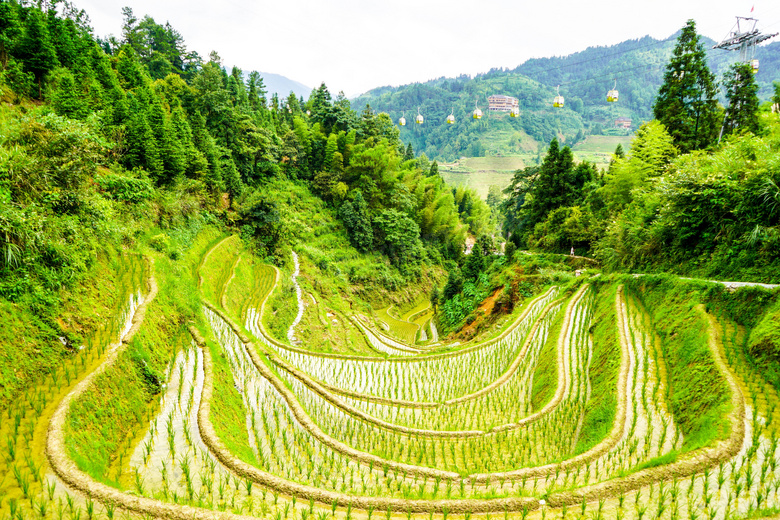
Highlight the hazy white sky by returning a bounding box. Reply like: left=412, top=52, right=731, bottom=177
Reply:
left=73, top=0, right=780, bottom=97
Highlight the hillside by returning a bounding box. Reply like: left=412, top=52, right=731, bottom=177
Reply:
left=3, top=4, right=780, bottom=520
left=353, top=72, right=586, bottom=162
left=516, top=34, right=780, bottom=120
left=353, top=32, right=779, bottom=162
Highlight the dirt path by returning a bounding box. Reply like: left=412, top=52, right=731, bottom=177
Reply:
left=287, top=251, right=304, bottom=344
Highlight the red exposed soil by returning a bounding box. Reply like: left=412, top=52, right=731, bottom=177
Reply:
left=458, top=287, right=503, bottom=339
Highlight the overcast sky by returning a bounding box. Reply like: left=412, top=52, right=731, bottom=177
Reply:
left=72, top=0, right=780, bottom=97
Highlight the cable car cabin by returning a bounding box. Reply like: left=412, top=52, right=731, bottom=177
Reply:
left=416, top=114, right=424, bottom=124
left=553, top=95, right=564, bottom=108
left=510, top=107, right=520, bottom=117
left=607, top=89, right=619, bottom=103
left=446, top=114, right=455, bottom=124
left=472, top=108, right=483, bottom=120
left=398, top=117, right=406, bottom=126
left=751, top=59, right=759, bottom=73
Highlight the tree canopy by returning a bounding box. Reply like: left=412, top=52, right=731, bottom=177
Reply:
left=652, top=20, right=720, bottom=153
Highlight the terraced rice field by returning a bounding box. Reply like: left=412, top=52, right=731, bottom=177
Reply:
left=5, top=237, right=780, bottom=520
left=375, top=306, right=421, bottom=345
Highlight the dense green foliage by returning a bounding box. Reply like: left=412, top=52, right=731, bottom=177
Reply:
left=353, top=74, right=586, bottom=161
left=501, top=139, right=597, bottom=250
left=722, top=62, right=760, bottom=137
left=0, top=1, right=491, bottom=319
left=652, top=20, right=720, bottom=153
left=499, top=21, right=780, bottom=283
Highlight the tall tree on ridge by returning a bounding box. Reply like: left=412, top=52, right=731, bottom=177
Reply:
left=0, top=2, right=21, bottom=69
left=652, top=19, right=720, bottom=153
left=722, top=62, right=760, bottom=137
left=17, top=7, right=58, bottom=98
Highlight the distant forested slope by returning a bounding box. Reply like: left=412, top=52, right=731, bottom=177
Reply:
left=353, top=31, right=779, bottom=161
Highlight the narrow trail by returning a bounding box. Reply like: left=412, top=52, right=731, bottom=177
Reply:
left=287, top=251, right=304, bottom=344
left=632, top=273, right=780, bottom=290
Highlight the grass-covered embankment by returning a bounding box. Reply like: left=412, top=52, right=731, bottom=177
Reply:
left=64, top=227, right=214, bottom=483
left=625, top=275, right=731, bottom=451
left=574, top=282, right=621, bottom=454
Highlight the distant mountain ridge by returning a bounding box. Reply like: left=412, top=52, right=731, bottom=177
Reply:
left=258, top=71, right=312, bottom=99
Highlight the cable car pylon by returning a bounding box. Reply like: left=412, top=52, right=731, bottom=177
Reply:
left=713, top=15, right=777, bottom=73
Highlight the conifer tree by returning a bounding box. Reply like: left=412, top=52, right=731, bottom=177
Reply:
left=17, top=7, right=58, bottom=98
left=124, top=92, right=162, bottom=177
left=339, top=191, right=373, bottom=252
left=52, top=70, right=87, bottom=119
left=652, top=20, right=720, bottom=153
left=0, top=2, right=21, bottom=69
left=220, top=153, right=243, bottom=198
left=171, top=105, right=196, bottom=175
left=47, top=11, right=83, bottom=72
left=116, top=46, right=148, bottom=90
left=463, top=239, right=484, bottom=281
left=404, top=143, right=414, bottom=162
left=247, top=71, right=267, bottom=109
left=429, top=161, right=439, bottom=177
left=722, top=62, right=760, bottom=137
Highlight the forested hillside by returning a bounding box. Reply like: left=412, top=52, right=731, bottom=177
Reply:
left=0, top=1, right=499, bottom=400
left=517, top=35, right=780, bottom=118
left=501, top=22, right=780, bottom=283
left=4, top=5, right=780, bottom=520
left=353, top=31, right=779, bottom=161
left=352, top=73, right=586, bottom=161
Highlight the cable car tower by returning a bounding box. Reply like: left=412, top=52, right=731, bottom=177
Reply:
left=713, top=16, right=777, bottom=73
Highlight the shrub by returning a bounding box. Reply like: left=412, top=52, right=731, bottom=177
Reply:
left=95, top=171, right=154, bottom=203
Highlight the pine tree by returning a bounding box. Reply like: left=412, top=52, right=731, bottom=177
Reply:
left=404, top=143, right=414, bottom=162
left=339, top=191, right=373, bottom=252
left=17, top=7, right=59, bottom=98
left=247, top=71, right=267, bottom=109
left=722, top=62, right=760, bottom=137
left=524, top=138, right=574, bottom=226
left=170, top=105, right=196, bottom=177
left=220, top=153, right=243, bottom=199
left=462, top=240, right=484, bottom=281
left=52, top=70, right=87, bottom=119
left=652, top=20, right=720, bottom=153
left=116, top=46, right=148, bottom=90
left=0, top=2, right=22, bottom=69
left=124, top=92, right=162, bottom=177
left=428, top=161, right=439, bottom=177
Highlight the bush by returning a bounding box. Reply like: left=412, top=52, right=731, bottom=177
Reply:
left=95, top=171, right=154, bottom=203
